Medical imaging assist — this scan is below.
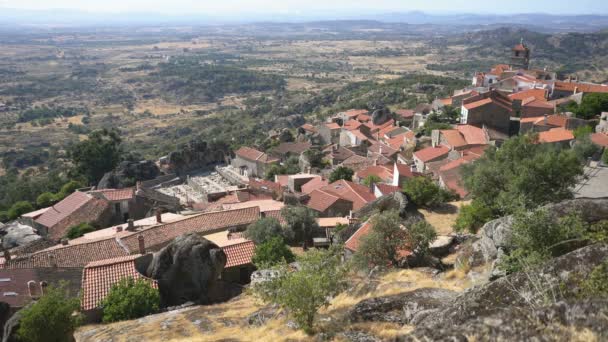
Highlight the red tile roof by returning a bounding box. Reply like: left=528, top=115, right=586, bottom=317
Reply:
left=534, top=114, right=568, bottom=128
left=343, top=120, right=363, bottom=131
left=374, top=183, right=402, bottom=196
left=119, top=207, right=260, bottom=253
left=301, top=177, right=329, bottom=194
left=365, top=120, right=395, bottom=135
left=537, top=128, right=575, bottom=144
left=590, top=133, right=608, bottom=148
left=395, top=109, right=415, bottom=118
left=324, top=122, right=341, bottom=130
left=385, top=133, right=409, bottom=150
left=3, top=237, right=129, bottom=269
left=356, top=165, right=393, bottom=181
left=81, top=255, right=156, bottom=310
left=300, top=123, right=317, bottom=133
left=307, top=190, right=343, bottom=212
left=223, top=240, right=255, bottom=268
left=321, top=180, right=375, bottom=211
left=554, top=81, right=608, bottom=94
left=440, top=168, right=469, bottom=198
left=463, top=98, right=493, bottom=110
left=513, top=44, right=527, bottom=52
left=343, top=109, right=368, bottom=118
left=235, top=147, right=278, bottom=164
left=90, top=188, right=135, bottom=202
left=357, top=114, right=372, bottom=123
left=35, top=191, right=93, bottom=228
left=440, top=130, right=467, bottom=148
left=414, top=145, right=450, bottom=163
left=368, top=142, right=398, bottom=158
left=273, top=142, right=312, bottom=155
left=509, top=88, right=547, bottom=101
left=456, top=125, right=487, bottom=145
left=394, top=163, right=419, bottom=179
left=344, top=219, right=372, bottom=252
left=249, top=177, right=283, bottom=194
left=263, top=210, right=287, bottom=225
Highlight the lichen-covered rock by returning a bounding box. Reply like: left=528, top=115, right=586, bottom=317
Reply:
left=356, top=192, right=419, bottom=221
left=0, top=221, right=41, bottom=250
left=165, top=138, right=230, bottom=176
left=416, top=244, right=608, bottom=330
left=97, top=160, right=160, bottom=189
left=429, top=235, right=454, bottom=257
left=371, top=107, right=392, bottom=126
left=348, top=288, right=457, bottom=325
left=134, top=233, right=229, bottom=307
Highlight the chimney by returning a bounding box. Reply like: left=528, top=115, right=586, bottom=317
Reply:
left=348, top=210, right=353, bottom=219
left=379, top=145, right=383, bottom=156
left=3, top=249, right=10, bottom=261
left=61, top=238, right=69, bottom=246
left=49, top=254, right=57, bottom=268
left=138, top=235, right=146, bottom=254
left=116, top=225, right=123, bottom=233
left=574, top=87, right=578, bottom=95
left=155, top=210, right=162, bottom=223
left=127, top=219, right=135, bottom=231
left=136, top=181, right=142, bottom=191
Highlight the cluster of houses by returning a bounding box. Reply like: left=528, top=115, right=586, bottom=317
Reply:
left=1, top=40, right=608, bottom=325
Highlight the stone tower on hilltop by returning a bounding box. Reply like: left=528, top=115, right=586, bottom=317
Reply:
left=511, top=38, right=530, bottom=70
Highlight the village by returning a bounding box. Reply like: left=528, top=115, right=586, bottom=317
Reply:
left=1, top=39, right=608, bottom=340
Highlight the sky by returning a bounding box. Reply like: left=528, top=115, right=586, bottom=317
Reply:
left=0, top=0, right=607, bottom=16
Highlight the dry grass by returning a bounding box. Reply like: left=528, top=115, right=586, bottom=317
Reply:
left=418, top=200, right=470, bottom=235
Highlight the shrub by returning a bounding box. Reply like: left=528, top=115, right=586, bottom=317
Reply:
left=329, top=166, right=354, bottom=183
left=580, top=261, right=608, bottom=298
left=353, top=210, right=436, bottom=269
left=57, top=180, right=84, bottom=198
left=403, top=176, right=455, bottom=207
left=362, top=175, right=382, bottom=187
left=7, top=201, right=34, bottom=220
left=603, top=148, right=608, bottom=164
left=252, top=237, right=296, bottom=267
left=17, top=284, right=82, bottom=342
left=244, top=217, right=285, bottom=244
left=252, top=247, right=347, bottom=334
left=36, top=192, right=57, bottom=208
left=65, top=223, right=95, bottom=239
left=499, top=209, right=588, bottom=273
left=572, top=134, right=599, bottom=161
left=101, top=277, right=160, bottom=323
left=0, top=211, right=9, bottom=222
left=454, top=200, right=494, bottom=234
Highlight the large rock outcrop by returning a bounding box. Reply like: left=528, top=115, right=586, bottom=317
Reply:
left=165, top=138, right=230, bottom=175
left=0, top=221, right=41, bottom=250
left=461, top=198, right=608, bottom=269
left=398, top=244, right=608, bottom=341
left=349, top=288, right=457, bottom=325
left=97, top=160, right=160, bottom=189
left=135, top=233, right=231, bottom=307
left=356, top=192, right=421, bottom=222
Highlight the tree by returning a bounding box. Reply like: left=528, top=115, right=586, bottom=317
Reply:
left=244, top=217, right=285, bottom=244
left=362, top=174, right=382, bottom=187
left=7, top=201, right=34, bottom=220
left=101, top=277, right=160, bottom=323
left=265, top=164, right=286, bottom=181
left=499, top=209, right=588, bottom=273
left=65, top=222, right=95, bottom=239
left=283, top=155, right=301, bottom=174
left=407, top=220, right=438, bottom=257
left=573, top=134, right=600, bottom=161
left=69, top=129, right=122, bottom=184
left=329, top=166, right=354, bottom=183
left=403, top=176, right=455, bottom=207
left=57, top=180, right=84, bottom=198
left=603, top=149, right=608, bottom=164
left=454, top=200, right=494, bottom=234
left=303, top=149, right=325, bottom=169
left=36, top=192, right=57, bottom=208
left=462, top=134, right=583, bottom=216
left=252, top=247, right=347, bottom=334
left=252, top=237, right=296, bottom=267
left=573, top=125, right=594, bottom=139
left=281, top=206, right=320, bottom=243
left=17, top=284, right=82, bottom=342
left=574, top=93, right=608, bottom=120
left=353, top=210, right=408, bottom=268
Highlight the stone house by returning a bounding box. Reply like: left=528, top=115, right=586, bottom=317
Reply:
left=231, top=147, right=279, bottom=178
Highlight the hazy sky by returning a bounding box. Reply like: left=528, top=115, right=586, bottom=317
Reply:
left=0, top=0, right=607, bottom=15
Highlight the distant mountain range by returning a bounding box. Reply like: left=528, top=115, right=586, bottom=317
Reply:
left=0, top=8, right=607, bottom=33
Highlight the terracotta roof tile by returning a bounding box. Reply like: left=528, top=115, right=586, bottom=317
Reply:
left=263, top=210, right=287, bottom=225
left=440, top=130, right=468, bottom=148
left=223, top=241, right=255, bottom=268
left=509, top=88, right=547, bottom=101
left=324, top=122, right=341, bottom=130
left=235, top=147, right=278, bottom=164
left=119, top=207, right=260, bottom=253
left=413, top=145, right=450, bottom=163
left=273, top=142, right=312, bottom=155
left=81, top=255, right=157, bottom=310
left=321, top=180, right=375, bottom=211
left=554, top=81, right=608, bottom=94
left=90, top=188, right=135, bottom=202
left=307, top=190, right=343, bottom=212
left=301, top=177, right=329, bottom=195
left=342, top=109, right=368, bottom=118
left=395, top=109, right=415, bottom=118
left=590, top=133, right=608, bottom=148
left=537, top=128, right=575, bottom=143
left=35, top=192, right=93, bottom=228
left=456, top=125, right=487, bottom=145
left=463, top=98, right=493, bottom=110
left=534, top=114, right=568, bottom=128
left=356, top=165, right=393, bottom=181
left=3, top=237, right=129, bottom=269
left=300, top=124, right=317, bottom=133
left=343, top=120, right=363, bottom=131
left=344, top=219, right=372, bottom=252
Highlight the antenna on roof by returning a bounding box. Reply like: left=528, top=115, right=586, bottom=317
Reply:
left=520, top=37, right=524, bottom=45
